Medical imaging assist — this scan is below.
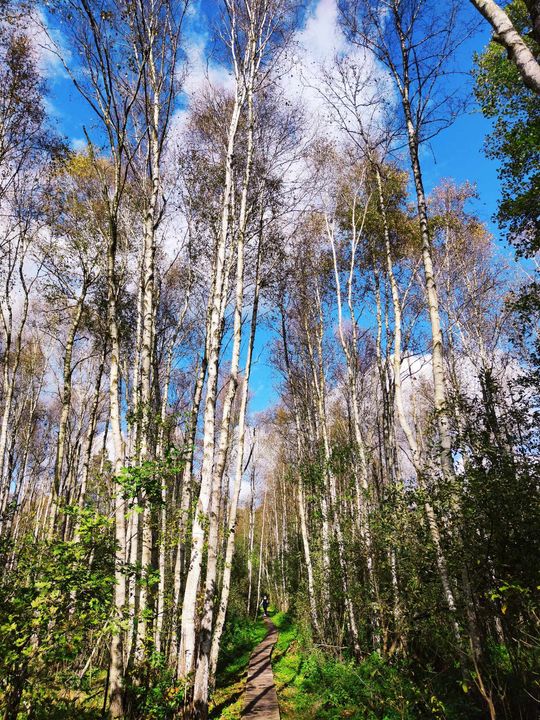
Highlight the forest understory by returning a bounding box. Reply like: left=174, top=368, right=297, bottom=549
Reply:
left=0, top=0, right=539, bottom=718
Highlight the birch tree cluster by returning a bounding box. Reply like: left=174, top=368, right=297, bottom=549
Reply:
left=0, top=0, right=538, bottom=719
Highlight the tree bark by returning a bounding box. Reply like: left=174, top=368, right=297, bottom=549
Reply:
left=208, top=229, right=262, bottom=683
left=375, top=165, right=461, bottom=646
left=107, top=214, right=128, bottom=719
left=327, top=200, right=380, bottom=649
left=246, top=468, right=256, bottom=615
left=469, top=0, right=540, bottom=94
left=177, top=84, right=244, bottom=681
left=49, top=287, right=87, bottom=535
left=281, top=307, right=321, bottom=633
left=191, top=40, right=257, bottom=713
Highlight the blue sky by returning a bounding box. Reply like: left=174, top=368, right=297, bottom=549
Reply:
left=40, top=0, right=505, bottom=415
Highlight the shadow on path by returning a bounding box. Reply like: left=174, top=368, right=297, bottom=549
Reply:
left=242, top=617, right=280, bottom=719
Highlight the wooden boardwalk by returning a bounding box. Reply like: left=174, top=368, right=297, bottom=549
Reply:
left=242, top=617, right=280, bottom=719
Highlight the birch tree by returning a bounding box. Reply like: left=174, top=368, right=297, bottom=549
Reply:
left=47, top=0, right=150, bottom=711
left=178, top=0, right=293, bottom=700
left=469, top=0, right=540, bottom=94
left=341, top=0, right=471, bottom=488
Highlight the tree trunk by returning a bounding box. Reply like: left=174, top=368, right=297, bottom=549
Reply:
left=107, top=215, right=128, bottom=719
left=279, top=303, right=322, bottom=636
left=469, top=0, right=540, bottom=94
left=375, top=164, right=461, bottom=646
left=395, top=29, right=455, bottom=487
left=177, top=86, right=244, bottom=681
left=191, top=47, right=257, bottom=714
left=171, top=354, right=207, bottom=667
left=328, top=205, right=380, bottom=649
left=208, top=230, right=262, bottom=682
left=49, top=288, right=87, bottom=535
left=255, top=488, right=268, bottom=620
left=246, top=468, right=256, bottom=615
left=73, top=351, right=105, bottom=541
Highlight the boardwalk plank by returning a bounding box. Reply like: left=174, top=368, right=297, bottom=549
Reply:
left=242, top=617, right=280, bottom=719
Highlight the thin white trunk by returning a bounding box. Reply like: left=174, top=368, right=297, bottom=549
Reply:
left=49, top=289, right=87, bottom=535
left=73, top=352, right=105, bottom=541
left=375, top=165, right=461, bottom=646
left=396, top=30, right=455, bottom=486
left=107, top=211, right=127, bottom=718
left=192, top=48, right=257, bottom=711
left=0, top=253, right=31, bottom=521
left=279, top=304, right=321, bottom=634
left=327, top=203, right=380, bottom=648
left=135, top=106, right=160, bottom=662
left=209, top=234, right=262, bottom=680
left=305, top=282, right=361, bottom=656
left=177, top=87, right=244, bottom=680
left=303, top=319, right=332, bottom=604
left=172, top=355, right=207, bottom=653
left=254, top=487, right=268, bottom=620
left=246, top=469, right=256, bottom=615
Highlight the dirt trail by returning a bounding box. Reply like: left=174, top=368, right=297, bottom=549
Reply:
left=242, top=617, right=280, bottom=719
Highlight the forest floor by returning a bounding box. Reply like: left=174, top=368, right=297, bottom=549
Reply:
left=211, top=611, right=391, bottom=719
left=210, top=610, right=480, bottom=719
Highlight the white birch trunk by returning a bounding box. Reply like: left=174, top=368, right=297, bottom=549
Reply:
left=327, top=203, right=380, bottom=648
left=49, top=289, right=87, bottom=535
left=107, top=211, right=128, bottom=718
left=73, top=352, right=105, bottom=541
left=279, top=303, right=321, bottom=633
left=469, top=0, right=540, bottom=94
left=246, top=468, right=256, bottom=615
left=375, top=165, right=461, bottom=646
left=171, top=355, right=207, bottom=655
left=191, top=46, right=257, bottom=711
left=177, top=86, right=244, bottom=681
left=208, top=233, right=262, bottom=681
left=254, top=487, right=268, bottom=620
left=396, top=49, right=455, bottom=486
left=0, top=253, right=31, bottom=521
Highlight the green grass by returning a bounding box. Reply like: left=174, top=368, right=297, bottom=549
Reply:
left=209, top=610, right=478, bottom=720
left=270, top=612, right=321, bottom=719
left=271, top=614, right=425, bottom=720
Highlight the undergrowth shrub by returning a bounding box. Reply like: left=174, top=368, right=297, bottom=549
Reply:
left=301, top=651, right=419, bottom=719
left=125, top=652, right=185, bottom=720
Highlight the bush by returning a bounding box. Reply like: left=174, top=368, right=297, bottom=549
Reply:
left=126, top=652, right=185, bottom=720
left=0, top=509, right=115, bottom=719
left=300, top=651, right=420, bottom=720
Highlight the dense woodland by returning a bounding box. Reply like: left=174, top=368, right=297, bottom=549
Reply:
left=0, top=0, right=539, bottom=718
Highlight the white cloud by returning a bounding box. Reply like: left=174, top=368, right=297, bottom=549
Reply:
left=70, top=137, right=88, bottom=152
left=299, top=0, right=346, bottom=61
left=183, top=37, right=235, bottom=99
left=280, top=0, right=393, bottom=146
left=23, top=10, right=71, bottom=82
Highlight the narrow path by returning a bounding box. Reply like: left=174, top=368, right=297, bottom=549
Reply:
left=242, top=617, right=280, bottom=719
